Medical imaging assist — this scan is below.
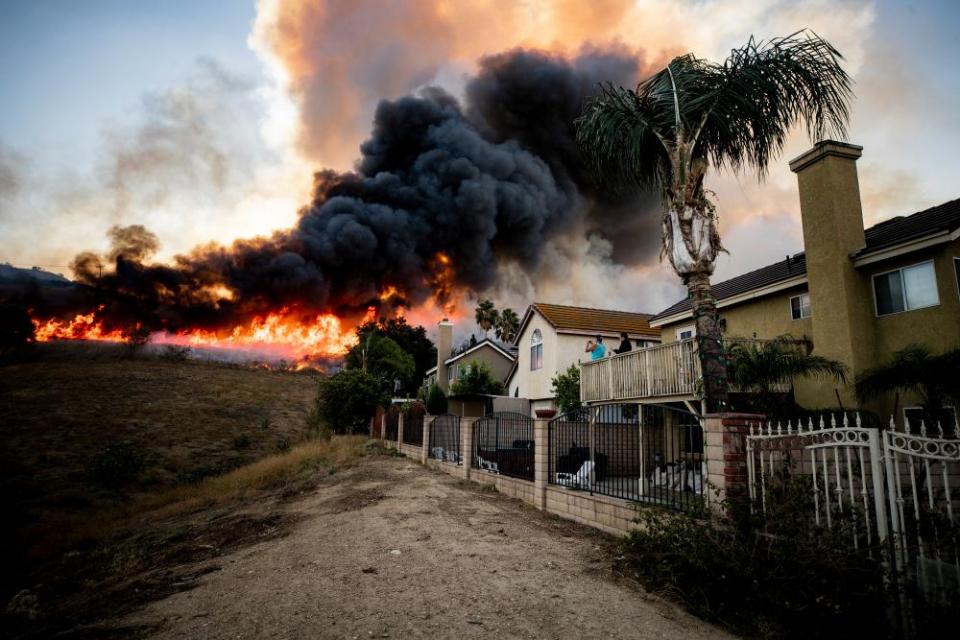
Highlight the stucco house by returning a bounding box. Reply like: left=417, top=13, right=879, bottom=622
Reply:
left=644, top=141, right=960, bottom=424
left=506, top=302, right=660, bottom=415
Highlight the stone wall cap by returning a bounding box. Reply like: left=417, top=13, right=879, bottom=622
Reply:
left=788, top=140, right=862, bottom=173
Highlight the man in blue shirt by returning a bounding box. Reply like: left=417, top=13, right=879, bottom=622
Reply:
left=585, top=335, right=607, bottom=360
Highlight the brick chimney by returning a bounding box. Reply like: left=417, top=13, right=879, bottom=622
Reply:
left=789, top=140, right=874, bottom=407
left=436, top=318, right=453, bottom=393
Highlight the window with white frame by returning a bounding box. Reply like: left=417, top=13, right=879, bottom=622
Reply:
left=790, top=292, right=811, bottom=319
left=903, top=406, right=957, bottom=434
left=873, top=261, right=939, bottom=316
left=676, top=325, right=695, bottom=341
left=530, top=329, right=543, bottom=370
left=447, top=364, right=455, bottom=382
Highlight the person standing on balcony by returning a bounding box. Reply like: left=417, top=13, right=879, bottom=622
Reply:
left=614, top=332, right=633, bottom=355
left=585, top=335, right=607, bottom=360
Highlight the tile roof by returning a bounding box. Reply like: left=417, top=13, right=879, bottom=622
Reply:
left=531, top=302, right=660, bottom=338
left=859, top=197, right=960, bottom=254
left=650, top=253, right=808, bottom=322
left=650, top=197, right=960, bottom=323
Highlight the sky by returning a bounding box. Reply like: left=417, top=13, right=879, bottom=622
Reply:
left=1, top=0, right=959, bottom=316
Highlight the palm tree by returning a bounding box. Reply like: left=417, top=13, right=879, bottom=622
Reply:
left=495, top=308, right=520, bottom=344
left=576, top=31, right=853, bottom=410
left=727, top=336, right=847, bottom=415
left=855, top=345, right=960, bottom=428
left=474, top=299, right=498, bottom=337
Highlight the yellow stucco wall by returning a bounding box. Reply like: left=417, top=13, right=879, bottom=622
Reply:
left=656, top=238, right=960, bottom=418
left=659, top=284, right=812, bottom=345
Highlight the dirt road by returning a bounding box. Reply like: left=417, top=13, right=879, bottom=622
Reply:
left=125, top=456, right=732, bottom=639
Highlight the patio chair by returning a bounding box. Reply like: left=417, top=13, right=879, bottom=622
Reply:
left=477, top=457, right=499, bottom=473
left=431, top=447, right=446, bottom=460
left=555, top=460, right=594, bottom=489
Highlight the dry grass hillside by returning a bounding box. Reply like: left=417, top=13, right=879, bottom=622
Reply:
left=0, top=343, right=380, bottom=638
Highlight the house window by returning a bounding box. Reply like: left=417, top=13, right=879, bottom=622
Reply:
left=676, top=325, right=695, bottom=341
left=904, top=406, right=957, bottom=434
left=873, top=261, right=939, bottom=316
left=447, top=365, right=455, bottom=382
left=530, top=329, right=543, bottom=370
left=790, top=293, right=811, bottom=319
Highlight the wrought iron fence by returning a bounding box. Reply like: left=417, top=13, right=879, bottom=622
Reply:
left=746, top=413, right=960, bottom=623
left=472, top=412, right=534, bottom=481
left=401, top=404, right=425, bottom=446
left=548, top=404, right=705, bottom=512
left=429, top=414, right=461, bottom=464
left=384, top=405, right=400, bottom=441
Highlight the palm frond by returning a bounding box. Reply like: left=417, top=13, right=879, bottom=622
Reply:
left=685, top=30, right=854, bottom=176
left=574, top=83, right=671, bottom=191
left=728, top=336, right=846, bottom=391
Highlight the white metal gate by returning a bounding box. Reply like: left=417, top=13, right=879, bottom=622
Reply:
left=747, top=414, right=960, bottom=597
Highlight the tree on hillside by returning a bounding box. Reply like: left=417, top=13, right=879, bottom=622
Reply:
left=576, top=31, right=853, bottom=411
left=727, top=336, right=847, bottom=415
left=314, top=369, right=387, bottom=434
left=451, top=360, right=504, bottom=396
left=495, top=308, right=520, bottom=344
left=345, top=333, right=415, bottom=395
left=354, top=317, right=436, bottom=395
left=474, top=299, right=498, bottom=337
left=855, top=345, right=960, bottom=429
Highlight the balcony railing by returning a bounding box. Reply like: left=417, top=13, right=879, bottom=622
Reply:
left=580, top=339, right=700, bottom=403
left=580, top=337, right=803, bottom=403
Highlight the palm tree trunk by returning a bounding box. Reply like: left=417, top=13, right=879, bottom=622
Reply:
left=687, top=271, right=728, bottom=412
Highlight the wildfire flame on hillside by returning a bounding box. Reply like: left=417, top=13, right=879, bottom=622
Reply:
left=32, top=305, right=378, bottom=361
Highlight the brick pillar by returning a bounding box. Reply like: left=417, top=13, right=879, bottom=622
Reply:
left=533, top=418, right=549, bottom=510
left=422, top=415, right=431, bottom=464
left=380, top=413, right=386, bottom=440
left=704, top=412, right=763, bottom=507
left=397, top=412, right=404, bottom=450
left=461, top=417, right=477, bottom=480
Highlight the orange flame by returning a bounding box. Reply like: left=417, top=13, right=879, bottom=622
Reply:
left=32, top=306, right=377, bottom=360
left=33, top=306, right=127, bottom=342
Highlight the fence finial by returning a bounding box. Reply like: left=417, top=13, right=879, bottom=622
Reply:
left=855, top=412, right=862, bottom=428
left=936, top=421, right=944, bottom=438
left=919, top=420, right=927, bottom=437
left=830, top=414, right=837, bottom=429
left=889, top=415, right=897, bottom=432
left=808, top=417, right=814, bottom=434
left=776, top=421, right=783, bottom=436
left=787, top=420, right=793, bottom=435
left=819, top=415, right=826, bottom=431
left=842, top=413, right=849, bottom=428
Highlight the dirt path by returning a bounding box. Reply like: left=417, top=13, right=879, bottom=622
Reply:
left=125, top=456, right=733, bottom=639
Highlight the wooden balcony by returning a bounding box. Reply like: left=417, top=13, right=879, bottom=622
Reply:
left=580, top=339, right=700, bottom=403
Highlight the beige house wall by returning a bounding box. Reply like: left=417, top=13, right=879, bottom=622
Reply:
left=448, top=343, right=513, bottom=387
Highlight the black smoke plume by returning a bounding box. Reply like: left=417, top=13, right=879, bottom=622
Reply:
left=12, top=47, right=660, bottom=333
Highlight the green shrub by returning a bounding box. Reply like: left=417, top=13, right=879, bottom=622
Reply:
left=425, top=383, right=448, bottom=414
left=622, top=493, right=888, bottom=639
left=84, top=442, right=145, bottom=490
left=550, top=365, right=581, bottom=415
left=274, top=436, right=291, bottom=453
left=313, top=369, right=387, bottom=434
